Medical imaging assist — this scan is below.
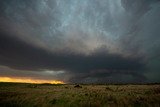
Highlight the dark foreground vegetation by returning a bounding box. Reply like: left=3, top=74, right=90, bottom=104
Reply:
left=0, top=82, right=160, bottom=107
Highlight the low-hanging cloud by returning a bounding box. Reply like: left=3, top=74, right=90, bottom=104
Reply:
left=0, top=0, right=160, bottom=83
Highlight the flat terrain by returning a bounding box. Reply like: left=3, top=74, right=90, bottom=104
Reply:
left=0, top=83, right=160, bottom=107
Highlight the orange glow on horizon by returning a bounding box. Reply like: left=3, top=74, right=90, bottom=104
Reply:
left=0, top=77, right=65, bottom=84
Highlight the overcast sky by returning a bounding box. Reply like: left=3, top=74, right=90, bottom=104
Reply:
left=0, top=0, right=160, bottom=83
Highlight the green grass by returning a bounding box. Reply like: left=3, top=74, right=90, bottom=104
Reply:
left=0, top=82, right=160, bottom=107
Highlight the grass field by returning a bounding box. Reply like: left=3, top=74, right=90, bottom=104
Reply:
left=0, top=82, right=160, bottom=107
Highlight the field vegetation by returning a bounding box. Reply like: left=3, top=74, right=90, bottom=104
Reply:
left=0, top=82, right=160, bottom=107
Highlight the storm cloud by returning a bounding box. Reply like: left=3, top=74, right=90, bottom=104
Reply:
left=0, top=0, right=160, bottom=83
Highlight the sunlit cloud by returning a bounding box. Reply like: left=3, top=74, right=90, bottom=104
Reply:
left=0, top=77, right=65, bottom=84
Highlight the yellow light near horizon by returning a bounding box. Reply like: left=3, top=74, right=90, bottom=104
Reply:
left=0, top=77, right=65, bottom=84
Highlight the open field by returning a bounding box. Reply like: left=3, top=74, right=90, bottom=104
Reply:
left=0, top=82, right=160, bottom=107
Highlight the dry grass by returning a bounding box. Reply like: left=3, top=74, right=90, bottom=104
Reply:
left=0, top=82, right=160, bottom=107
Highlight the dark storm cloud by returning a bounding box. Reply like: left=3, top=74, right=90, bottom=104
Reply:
left=121, top=0, right=160, bottom=54
left=0, top=0, right=160, bottom=83
left=120, top=0, right=160, bottom=82
left=0, top=31, right=146, bottom=83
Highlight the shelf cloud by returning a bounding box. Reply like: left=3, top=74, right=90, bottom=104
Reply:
left=0, top=0, right=160, bottom=83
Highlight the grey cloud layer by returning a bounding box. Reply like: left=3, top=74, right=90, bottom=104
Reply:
left=0, top=0, right=160, bottom=83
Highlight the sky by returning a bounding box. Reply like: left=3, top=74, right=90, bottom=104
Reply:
left=0, top=0, right=160, bottom=84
